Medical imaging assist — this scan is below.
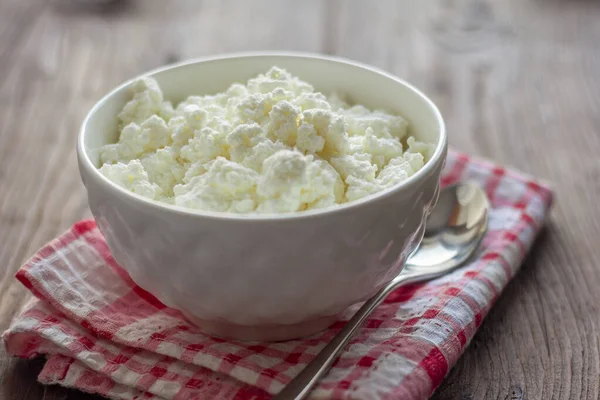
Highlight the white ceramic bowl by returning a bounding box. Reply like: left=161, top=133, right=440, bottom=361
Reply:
left=77, top=53, right=447, bottom=341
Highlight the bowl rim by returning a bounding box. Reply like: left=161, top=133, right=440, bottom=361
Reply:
left=77, top=51, right=447, bottom=222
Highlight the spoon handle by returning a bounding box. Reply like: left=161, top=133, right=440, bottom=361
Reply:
left=273, top=273, right=416, bottom=400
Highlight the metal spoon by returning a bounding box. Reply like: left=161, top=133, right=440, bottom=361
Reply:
left=274, top=182, right=489, bottom=400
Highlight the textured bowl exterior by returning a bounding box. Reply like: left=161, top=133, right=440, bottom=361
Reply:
left=77, top=53, right=447, bottom=340
left=83, top=159, right=444, bottom=325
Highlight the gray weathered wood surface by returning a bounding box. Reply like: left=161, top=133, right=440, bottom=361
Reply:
left=1, top=0, right=599, bottom=399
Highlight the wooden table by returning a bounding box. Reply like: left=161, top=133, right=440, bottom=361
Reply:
left=1, top=0, right=599, bottom=398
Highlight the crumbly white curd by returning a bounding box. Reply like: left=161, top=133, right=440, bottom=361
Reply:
left=99, top=67, right=435, bottom=214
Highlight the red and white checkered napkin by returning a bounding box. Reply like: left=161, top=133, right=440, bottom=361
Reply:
left=3, top=150, right=553, bottom=400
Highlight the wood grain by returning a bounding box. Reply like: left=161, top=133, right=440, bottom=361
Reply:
left=0, top=0, right=599, bottom=399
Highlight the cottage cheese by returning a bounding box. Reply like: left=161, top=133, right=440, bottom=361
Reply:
left=99, top=67, right=435, bottom=214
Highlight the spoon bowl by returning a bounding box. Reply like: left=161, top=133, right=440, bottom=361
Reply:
left=274, top=182, right=489, bottom=400
left=402, top=182, right=489, bottom=280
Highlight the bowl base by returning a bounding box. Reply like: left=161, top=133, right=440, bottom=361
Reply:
left=181, top=311, right=338, bottom=342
